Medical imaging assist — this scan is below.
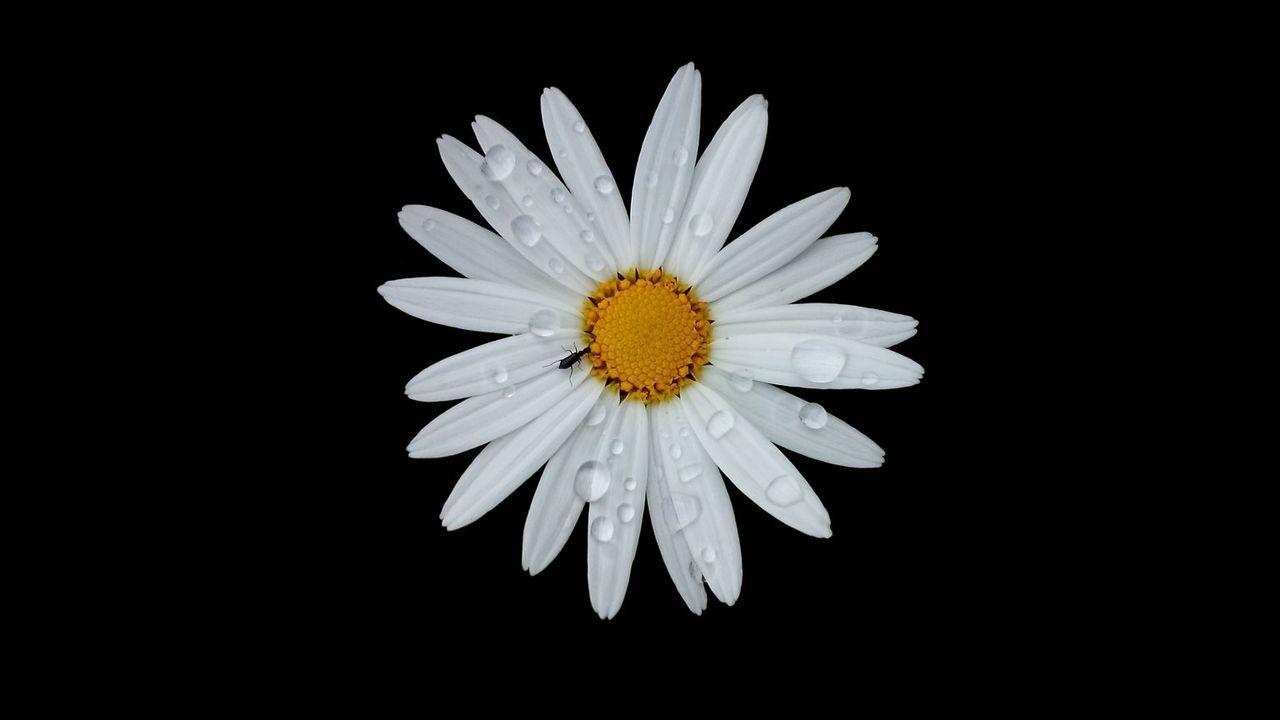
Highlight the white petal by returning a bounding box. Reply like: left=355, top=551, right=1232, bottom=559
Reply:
left=408, top=368, right=588, bottom=459
left=437, top=135, right=596, bottom=294
left=406, top=330, right=582, bottom=402
left=679, top=383, right=832, bottom=538
left=694, top=187, right=850, bottom=297
left=587, top=400, right=650, bottom=619
left=645, top=422, right=708, bottom=615
left=712, top=303, right=918, bottom=348
left=631, top=63, right=701, bottom=269
left=377, top=277, right=578, bottom=335
left=650, top=402, right=743, bottom=606
left=700, top=366, right=884, bottom=468
left=711, top=233, right=878, bottom=314
left=666, top=95, right=768, bottom=278
left=541, top=88, right=633, bottom=270
left=471, top=116, right=619, bottom=282
left=396, top=205, right=578, bottom=305
left=523, top=393, right=621, bottom=574
left=440, top=377, right=605, bottom=529
left=710, top=332, right=924, bottom=390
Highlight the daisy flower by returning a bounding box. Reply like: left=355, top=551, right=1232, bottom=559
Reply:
left=379, top=63, right=923, bottom=618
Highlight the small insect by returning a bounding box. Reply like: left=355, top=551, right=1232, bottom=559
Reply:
left=547, top=344, right=591, bottom=382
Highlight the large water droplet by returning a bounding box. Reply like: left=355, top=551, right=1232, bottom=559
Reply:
left=526, top=159, right=544, bottom=176
left=669, top=443, right=683, bottom=460
left=573, top=120, right=586, bottom=133
left=673, top=146, right=689, bottom=166
left=580, top=229, right=595, bottom=243
left=729, top=368, right=754, bottom=392
left=574, top=461, right=611, bottom=502
left=799, top=402, right=828, bottom=429
left=521, top=194, right=534, bottom=208
left=678, top=465, right=701, bottom=483
left=618, top=504, right=636, bottom=523
left=610, top=438, right=624, bottom=455
left=662, top=493, right=701, bottom=531
left=624, top=477, right=637, bottom=491
left=766, top=475, right=803, bottom=506
left=548, top=258, right=564, bottom=274
left=591, top=516, right=615, bottom=542
left=645, top=171, right=659, bottom=188
left=791, top=340, right=846, bottom=383
left=528, top=309, right=559, bottom=337
left=689, top=213, right=713, bottom=237
left=480, top=144, right=515, bottom=181
left=662, top=207, right=675, bottom=224
left=701, top=547, right=717, bottom=563
left=551, top=187, right=567, bottom=204
left=593, top=175, right=615, bottom=194
left=585, top=400, right=608, bottom=427
left=861, top=371, right=880, bottom=386
left=421, top=218, right=437, bottom=232
left=586, top=251, right=606, bottom=272
left=706, top=410, right=735, bottom=439
left=511, top=215, right=542, bottom=246
left=491, top=366, right=509, bottom=385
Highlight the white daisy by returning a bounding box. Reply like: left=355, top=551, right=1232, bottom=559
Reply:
left=380, top=62, right=923, bottom=618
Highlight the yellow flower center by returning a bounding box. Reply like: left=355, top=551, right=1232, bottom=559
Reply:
left=583, top=269, right=712, bottom=403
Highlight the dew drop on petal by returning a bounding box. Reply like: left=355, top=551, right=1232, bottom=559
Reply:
left=586, top=250, right=606, bottom=272
left=580, top=229, right=595, bottom=243
left=563, top=203, right=574, bottom=215
left=623, top=477, right=637, bottom=491
left=511, top=215, right=542, bottom=246
left=590, top=516, right=615, bottom=542
left=662, top=493, right=701, bottom=531
left=678, top=465, right=701, bottom=483
left=610, top=438, right=624, bottom=455
left=831, top=311, right=844, bottom=327
left=573, top=120, right=586, bottom=133
left=645, top=171, right=659, bottom=188
left=678, top=426, right=689, bottom=438
left=574, top=461, right=611, bottom=502
left=706, top=410, right=735, bottom=439
left=526, top=159, right=544, bottom=176
left=484, top=195, right=501, bottom=210
left=669, top=443, right=683, bottom=460
left=521, top=194, right=534, bottom=208
left=791, top=339, right=846, bottom=383
left=673, top=145, right=689, bottom=167
left=585, top=401, right=608, bottom=427
left=862, top=371, right=881, bottom=386
left=662, top=207, right=675, bottom=224
left=548, top=258, right=564, bottom=274
left=480, top=144, right=515, bottom=181
left=586, top=212, right=596, bottom=222
left=729, top=368, right=754, bottom=392
left=528, top=309, right=559, bottom=337
left=421, top=218, right=437, bottom=232
left=689, top=213, right=713, bottom=237
left=799, top=402, right=828, bottom=429
left=551, top=187, right=567, bottom=204
left=491, top=366, right=509, bottom=385
left=502, top=387, right=515, bottom=398
left=701, top=547, right=716, bottom=563
left=766, top=475, right=803, bottom=506
left=618, top=503, right=636, bottom=523
left=593, top=175, right=615, bottom=194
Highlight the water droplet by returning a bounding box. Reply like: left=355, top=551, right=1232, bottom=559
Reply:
left=573, top=120, right=586, bottom=133
left=593, top=175, right=615, bottom=194
left=678, top=426, right=689, bottom=438
left=526, top=159, right=544, bottom=176
left=831, top=311, right=845, bottom=326
left=618, top=504, right=636, bottom=523
left=585, top=401, right=608, bottom=427
left=586, top=212, right=596, bottom=222
left=421, top=218, right=437, bottom=232
left=521, top=194, right=534, bottom=208
left=678, top=465, right=701, bottom=483
left=669, top=443, right=683, bottom=460
left=574, top=461, right=611, bottom=502
left=689, top=213, right=713, bottom=237
left=563, top=203, right=574, bottom=215
left=689, top=561, right=701, bottom=581
left=701, top=547, right=717, bottom=563
left=480, top=144, right=515, bottom=181
left=766, top=475, right=803, bottom=506
left=662, top=207, right=675, bottom=224
left=591, top=516, right=615, bottom=542
left=791, top=339, right=846, bottom=383
left=580, top=229, right=595, bottom=243
left=511, top=215, right=542, bottom=246
left=610, top=438, right=624, bottom=455
left=551, top=188, right=567, bottom=204
left=799, top=402, right=828, bottom=429
left=491, top=366, right=509, bottom=385
left=673, top=145, right=689, bottom=166
left=484, top=195, right=501, bottom=210
left=585, top=251, right=606, bottom=272
left=624, top=477, right=637, bottom=491
left=706, top=410, right=735, bottom=439
left=662, top=493, right=701, bottom=531
left=502, top=387, right=515, bottom=398
left=645, top=171, right=659, bottom=188
left=861, top=371, right=880, bottom=386
left=548, top=258, right=564, bottom=274
left=558, top=149, right=568, bottom=158
left=528, top=309, right=559, bottom=337
left=660, top=430, right=670, bottom=441
left=729, top=368, right=754, bottom=392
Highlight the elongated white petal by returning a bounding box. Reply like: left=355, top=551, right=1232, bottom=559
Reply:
left=650, top=402, right=743, bottom=606
left=523, top=393, right=621, bottom=574
left=679, top=383, right=831, bottom=538
left=646, top=425, right=708, bottom=615
left=541, top=88, right=632, bottom=270
left=588, top=400, right=650, bottom=619
left=440, top=378, right=605, bottom=530
left=666, top=95, right=768, bottom=278
left=700, top=366, right=884, bottom=468
left=711, top=332, right=923, bottom=390
left=437, top=135, right=596, bottom=294
left=377, top=277, right=578, bottom=335
left=406, top=330, right=581, bottom=402
left=470, top=116, right=619, bottom=282
left=408, top=368, right=587, bottom=458
left=631, top=63, right=701, bottom=269
left=694, top=188, right=850, bottom=297
left=396, top=205, right=579, bottom=305
left=712, top=303, right=918, bottom=348
left=712, top=233, right=878, bottom=313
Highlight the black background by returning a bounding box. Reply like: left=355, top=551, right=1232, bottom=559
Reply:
left=292, top=41, right=1049, bottom=656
